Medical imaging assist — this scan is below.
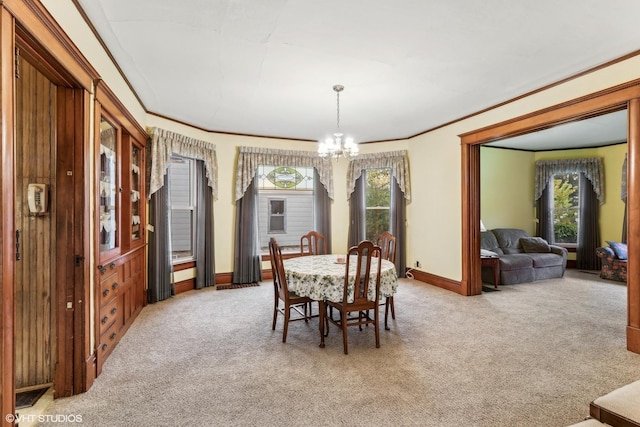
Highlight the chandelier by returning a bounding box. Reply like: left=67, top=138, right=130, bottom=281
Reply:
left=318, top=85, right=359, bottom=159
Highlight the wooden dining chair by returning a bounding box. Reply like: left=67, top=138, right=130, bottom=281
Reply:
left=269, top=238, right=317, bottom=343
left=300, top=230, right=327, bottom=256
left=376, top=231, right=397, bottom=330
left=325, top=240, right=382, bottom=354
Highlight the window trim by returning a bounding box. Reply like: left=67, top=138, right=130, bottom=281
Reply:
left=552, top=172, right=580, bottom=245
left=268, top=198, right=286, bottom=234
left=364, top=167, right=392, bottom=241
left=169, top=155, right=198, bottom=264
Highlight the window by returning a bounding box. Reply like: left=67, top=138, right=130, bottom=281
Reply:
left=268, top=199, right=286, bottom=233
left=168, top=156, right=197, bottom=262
left=553, top=172, right=580, bottom=244
left=257, top=165, right=314, bottom=252
left=365, top=168, right=391, bottom=241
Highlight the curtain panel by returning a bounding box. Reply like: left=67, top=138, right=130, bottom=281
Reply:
left=622, top=153, right=628, bottom=201
left=576, top=173, right=601, bottom=270
left=348, top=175, right=366, bottom=247
left=148, top=127, right=218, bottom=199
left=313, top=168, right=332, bottom=253
left=196, top=161, right=215, bottom=289
left=347, top=150, right=411, bottom=201
left=148, top=177, right=173, bottom=303
left=235, top=146, right=334, bottom=201
left=534, top=157, right=604, bottom=204
left=622, top=153, right=628, bottom=242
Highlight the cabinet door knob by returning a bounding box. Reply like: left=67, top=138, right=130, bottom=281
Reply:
left=102, top=289, right=109, bottom=297
left=110, top=262, right=116, bottom=269
left=101, top=316, right=108, bottom=324
left=110, top=332, right=116, bottom=340
left=112, top=282, right=119, bottom=290
left=110, top=307, right=117, bottom=315
left=101, top=343, right=108, bottom=351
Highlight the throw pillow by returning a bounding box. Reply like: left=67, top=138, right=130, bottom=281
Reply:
left=481, top=249, right=499, bottom=258
left=606, top=241, right=628, bottom=260
left=519, top=237, right=551, bottom=253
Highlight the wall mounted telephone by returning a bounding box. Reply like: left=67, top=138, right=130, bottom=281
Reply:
left=27, top=183, right=48, bottom=215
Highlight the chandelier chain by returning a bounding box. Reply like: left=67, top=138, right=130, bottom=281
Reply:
left=336, top=89, right=340, bottom=131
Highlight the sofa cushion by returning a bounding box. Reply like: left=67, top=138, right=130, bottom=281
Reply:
left=499, top=254, right=533, bottom=271
left=606, top=241, right=628, bottom=260
left=530, top=253, right=564, bottom=268
left=520, top=237, right=551, bottom=253
left=591, top=379, right=640, bottom=425
left=493, top=228, right=530, bottom=254
left=480, top=231, right=503, bottom=255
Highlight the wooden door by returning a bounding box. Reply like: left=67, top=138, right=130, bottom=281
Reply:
left=14, top=56, right=56, bottom=390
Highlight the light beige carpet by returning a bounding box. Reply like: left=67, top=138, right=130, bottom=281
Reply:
left=42, top=270, right=640, bottom=426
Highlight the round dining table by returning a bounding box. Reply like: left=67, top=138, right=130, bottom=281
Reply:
left=283, top=254, right=398, bottom=303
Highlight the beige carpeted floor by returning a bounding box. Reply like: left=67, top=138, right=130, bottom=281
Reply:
left=41, top=270, right=640, bottom=427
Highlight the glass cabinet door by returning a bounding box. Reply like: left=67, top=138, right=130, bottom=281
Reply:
left=130, top=144, right=141, bottom=242
left=99, top=117, right=118, bottom=254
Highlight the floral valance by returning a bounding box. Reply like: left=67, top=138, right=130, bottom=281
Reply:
left=622, top=153, right=628, bottom=201
left=347, top=150, right=411, bottom=201
left=534, top=157, right=604, bottom=204
left=235, top=146, right=334, bottom=201
left=148, top=127, right=218, bottom=199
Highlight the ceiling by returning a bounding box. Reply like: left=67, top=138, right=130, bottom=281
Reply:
left=486, top=109, right=628, bottom=151
left=74, top=0, right=640, bottom=144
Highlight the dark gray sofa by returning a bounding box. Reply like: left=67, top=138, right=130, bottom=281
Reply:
left=481, top=228, right=568, bottom=285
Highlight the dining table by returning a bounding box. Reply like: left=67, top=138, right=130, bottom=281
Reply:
left=283, top=254, right=398, bottom=347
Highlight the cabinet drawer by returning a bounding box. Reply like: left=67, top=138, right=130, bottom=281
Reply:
left=98, top=297, right=121, bottom=335
left=99, top=266, right=123, bottom=306
left=97, top=322, right=119, bottom=366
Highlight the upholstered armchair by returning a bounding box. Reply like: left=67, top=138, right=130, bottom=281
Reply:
left=596, top=244, right=627, bottom=283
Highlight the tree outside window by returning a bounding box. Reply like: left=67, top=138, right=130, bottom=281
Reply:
left=553, top=172, right=580, bottom=244
left=365, top=168, right=391, bottom=241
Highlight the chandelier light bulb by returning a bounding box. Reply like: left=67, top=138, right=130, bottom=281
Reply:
left=317, top=84, right=358, bottom=160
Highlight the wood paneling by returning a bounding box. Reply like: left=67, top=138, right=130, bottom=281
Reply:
left=627, top=99, right=640, bottom=352
left=14, top=56, right=55, bottom=390
left=1, top=5, right=17, bottom=423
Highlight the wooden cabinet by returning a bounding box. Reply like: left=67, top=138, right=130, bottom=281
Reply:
left=94, top=82, right=148, bottom=375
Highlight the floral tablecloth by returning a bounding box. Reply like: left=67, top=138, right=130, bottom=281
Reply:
left=283, top=254, right=398, bottom=303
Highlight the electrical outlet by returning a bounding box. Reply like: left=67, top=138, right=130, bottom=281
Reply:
left=415, top=260, right=421, bottom=268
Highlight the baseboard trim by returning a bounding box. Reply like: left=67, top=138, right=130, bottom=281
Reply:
left=84, top=352, right=96, bottom=392
left=409, top=269, right=463, bottom=294
left=627, top=325, right=640, bottom=354
left=174, top=278, right=195, bottom=295
left=215, top=272, right=233, bottom=285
